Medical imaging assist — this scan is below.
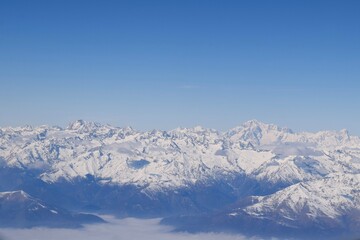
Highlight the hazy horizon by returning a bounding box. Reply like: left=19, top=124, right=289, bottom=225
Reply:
left=0, top=118, right=356, bottom=137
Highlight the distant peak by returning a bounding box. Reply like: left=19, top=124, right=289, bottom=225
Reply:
left=240, top=120, right=293, bottom=133
left=229, top=120, right=270, bottom=131
left=67, top=119, right=86, bottom=130
left=192, top=125, right=207, bottom=132
left=67, top=120, right=100, bottom=131
left=23, top=125, right=34, bottom=131
left=241, top=119, right=267, bottom=128
left=123, top=126, right=135, bottom=132
left=340, top=129, right=349, bottom=135
left=338, top=129, right=350, bottom=140
left=171, top=125, right=216, bottom=134
left=72, top=119, right=85, bottom=125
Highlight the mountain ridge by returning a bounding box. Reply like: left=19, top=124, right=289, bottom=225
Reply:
left=0, top=120, right=359, bottom=238
left=0, top=190, right=104, bottom=228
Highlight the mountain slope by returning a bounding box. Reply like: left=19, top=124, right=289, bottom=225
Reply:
left=164, top=173, right=360, bottom=239
left=0, top=190, right=104, bottom=228
left=241, top=173, right=360, bottom=229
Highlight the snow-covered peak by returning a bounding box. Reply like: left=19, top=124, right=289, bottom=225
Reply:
left=67, top=120, right=101, bottom=132
left=239, top=120, right=291, bottom=132
left=168, top=126, right=220, bottom=143
left=240, top=173, right=360, bottom=229
left=170, top=125, right=217, bottom=134
left=227, top=120, right=293, bottom=146
left=241, top=119, right=269, bottom=128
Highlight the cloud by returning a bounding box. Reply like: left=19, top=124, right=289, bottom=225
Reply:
left=0, top=216, right=260, bottom=240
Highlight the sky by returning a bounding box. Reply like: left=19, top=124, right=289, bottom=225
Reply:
left=1, top=0, right=360, bottom=134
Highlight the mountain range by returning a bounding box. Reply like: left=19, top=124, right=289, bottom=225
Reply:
left=0, top=120, right=359, bottom=239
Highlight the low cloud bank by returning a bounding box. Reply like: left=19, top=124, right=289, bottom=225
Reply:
left=0, top=216, right=264, bottom=240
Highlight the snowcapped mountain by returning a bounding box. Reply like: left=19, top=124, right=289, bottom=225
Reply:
left=166, top=173, right=360, bottom=239
left=224, top=173, right=359, bottom=235
left=0, top=120, right=359, bottom=238
left=1, top=119, right=359, bottom=190
left=241, top=173, right=360, bottom=229
left=0, top=190, right=103, bottom=228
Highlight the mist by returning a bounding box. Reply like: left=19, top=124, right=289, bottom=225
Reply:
left=0, top=216, right=264, bottom=240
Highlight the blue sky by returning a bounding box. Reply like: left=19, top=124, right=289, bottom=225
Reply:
left=1, top=0, right=359, bottom=134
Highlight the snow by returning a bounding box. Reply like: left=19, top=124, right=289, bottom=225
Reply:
left=50, top=210, right=58, bottom=214
left=242, top=173, right=360, bottom=226
left=1, top=119, right=360, bottom=225
left=2, top=120, right=360, bottom=189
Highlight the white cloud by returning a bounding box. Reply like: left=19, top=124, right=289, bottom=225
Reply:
left=0, top=216, right=260, bottom=240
